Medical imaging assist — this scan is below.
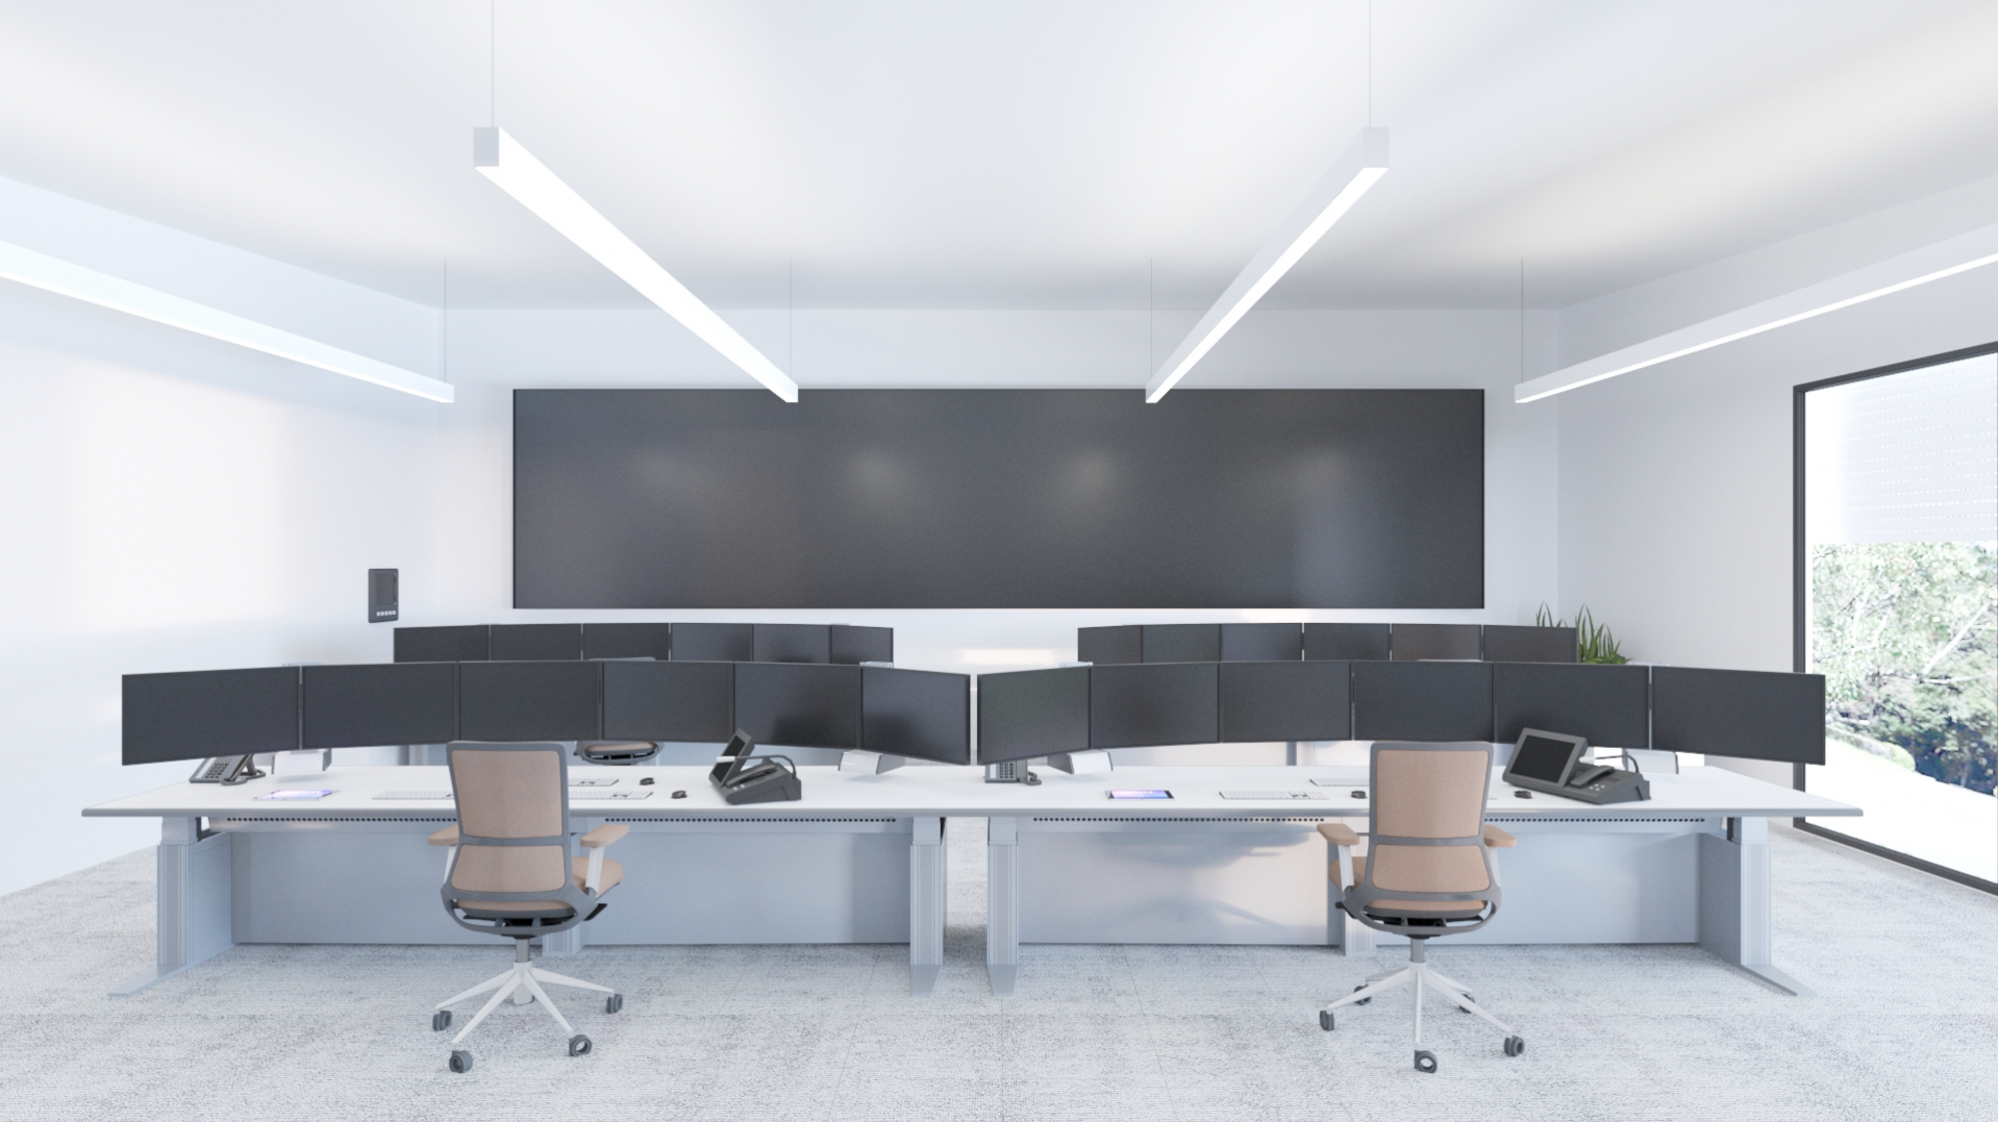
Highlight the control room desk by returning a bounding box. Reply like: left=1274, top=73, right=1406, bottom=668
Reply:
left=85, top=763, right=1856, bottom=999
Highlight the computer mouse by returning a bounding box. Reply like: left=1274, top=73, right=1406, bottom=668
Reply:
left=639, top=776, right=655, bottom=786
left=1350, top=790, right=1366, bottom=799
left=1514, top=789, right=1533, bottom=799
left=672, top=790, right=687, bottom=799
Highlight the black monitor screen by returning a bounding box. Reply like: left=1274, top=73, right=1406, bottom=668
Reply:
left=394, top=625, right=489, bottom=663
left=457, top=661, right=601, bottom=742
left=862, top=667, right=970, bottom=764
left=122, top=667, right=299, bottom=765
left=1352, top=661, right=1494, bottom=742
left=601, top=660, right=734, bottom=743
left=753, top=623, right=830, bottom=664
left=733, top=662, right=860, bottom=749
left=1090, top=663, right=1219, bottom=749
left=1494, top=662, right=1651, bottom=748
left=1483, top=625, right=1576, bottom=664
left=830, top=625, right=894, bottom=665
left=977, top=667, right=1089, bottom=764
left=1076, top=626, right=1142, bottom=666
left=1651, top=666, right=1826, bottom=764
left=301, top=663, right=457, bottom=749
left=672, top=622, right=755, bottom=662
left=710, top=729, right=756, bottom=784
left=489, top=623, right=582, bottom=661
left=1509, top=732, right=1583, bottom=785
left=1219, top=661, right=1349, bottom=742
left=1392, top=623, right=1481, bottom=661
left=582, top=622, right=673, bottom=661
left=1305, top=623, right=1389, bottom=661
left=1221, top=623, right=1302, bottom=661
left=1142, top=624, right=1220, bottom=663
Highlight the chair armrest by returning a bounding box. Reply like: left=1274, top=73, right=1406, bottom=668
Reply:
left=428, top=826, right=459, bottom=846
left=580, top=823, right=630, bottom=849
left=1483, top=824, right=1517, bottom=848
left=1316, top=822, right=1360, bottom=847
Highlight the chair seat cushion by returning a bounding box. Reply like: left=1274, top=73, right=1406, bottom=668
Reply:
left=453, top=857, right=623, bottom=917
left=1360, top=897, right=1488, bottom=919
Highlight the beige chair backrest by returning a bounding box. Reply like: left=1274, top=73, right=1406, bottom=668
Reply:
left=445, top=742, right=575, bottom=905
left=1352, top=741, right=1499, bottom=923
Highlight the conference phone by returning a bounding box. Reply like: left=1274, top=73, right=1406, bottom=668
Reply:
left=710, top=729, right=802, bottom=805
left=1503, top=728, right=1649, bottom=804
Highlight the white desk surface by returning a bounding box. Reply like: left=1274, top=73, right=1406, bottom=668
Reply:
left=85, top=763, right=1860, bottom=821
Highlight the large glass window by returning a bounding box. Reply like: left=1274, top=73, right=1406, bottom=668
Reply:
left=1798, top=346, right=1997, bottom=886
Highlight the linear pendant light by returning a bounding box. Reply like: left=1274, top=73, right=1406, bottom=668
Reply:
left=0, top=239, right=455, bottom=402
left=1146, top=127, right=1389, bottom=402
left=1515, top=225, right=2000, bottom=404
left=474, top=127, right=798, bottom=402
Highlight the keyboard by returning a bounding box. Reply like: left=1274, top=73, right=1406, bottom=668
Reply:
left=374, top=791, right=452, bottom=800
left=1219, top=791, right=1326, bottom=800
left=569, top=790, right=652, bottom=801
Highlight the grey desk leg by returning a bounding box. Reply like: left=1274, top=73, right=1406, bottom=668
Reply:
left=987, top=816, right=1020, bottom=996
left=113, top=816, right=233, bottom=996
left=1699, top=816, right=1810, bottom=996
left=909, top=817, right=945, bottom=995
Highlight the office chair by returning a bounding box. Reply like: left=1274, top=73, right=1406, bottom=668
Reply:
left=426, top=741, right=627, bottom=1073
left=1316, top=741, right=1525, bottom=1073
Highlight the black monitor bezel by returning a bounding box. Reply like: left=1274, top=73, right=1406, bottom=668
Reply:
left=1503, top=727, right=1589, bottom=791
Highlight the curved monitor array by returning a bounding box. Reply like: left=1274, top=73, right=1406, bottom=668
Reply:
left=977, top=660, right=1827, bottom=766
left=1078, top=622, right=1579, bottom=664
left=392, top=622, right=893, bottom=665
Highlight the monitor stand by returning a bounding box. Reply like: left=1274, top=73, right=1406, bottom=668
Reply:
left=839, top=750, right=906, bottom=774
left=1046, top=750, right=1112, bottom=775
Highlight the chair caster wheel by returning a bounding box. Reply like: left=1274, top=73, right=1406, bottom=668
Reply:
left=447, top=1050, right=472, bottom=1074
left=1352, top=984, right=1371, bottom=1006
left=568, top=1034, right=592, bottom=1057
left=1504, top=1035, right=1525, bottom=1057
left=606, top=994, right=623, bottom=1014
left=1318, top=1010, right=1334, bottom=1031
left=432, top=1010, right=452, bottom=1032
left=1414, top=1049, right=1438, bottom=1073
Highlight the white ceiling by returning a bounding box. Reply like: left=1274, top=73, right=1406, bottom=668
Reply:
left=0, top=0, right=1989, bottom=311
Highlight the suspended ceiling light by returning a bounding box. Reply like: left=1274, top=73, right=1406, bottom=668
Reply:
left=1515, top=226, right=1999, bottom=404
left=0, top=239, right=454, bottom=402
left=474, top=127, right=798, bottom=402
left=1147, top=127, right=1389, bottom=403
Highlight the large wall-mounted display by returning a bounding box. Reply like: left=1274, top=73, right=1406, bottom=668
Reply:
left=514, top=389, right=1485, bottom=608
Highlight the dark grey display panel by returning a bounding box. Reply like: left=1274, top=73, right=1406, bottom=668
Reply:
left=122, top=667, right=301, bottom=765
left=1219, top=661, right=1349, bottom=742
left=582, top=622, right=673, bottom=661
left=1077, top=626, right=1142, bottom=665
left=600, top=660, right=734, bottom=743
left=753, top=623, right=830, bottom=664
left=515, top=389, right=1485, bottom=608
left=733, top=663, right=860, bottom=750
left=1392, top=623, right=1482, bottom=661
left=861, top=667, right=970, bottom=765
left=1089, top=663, right=1220, bottom=749
left=830, top=625, right=894, bottom=665
left=302, top=663, right=458, bottom=749
left=394, top=625, right=490, bottom=663
left=1483, top=625, right=1576, bottom=664
left=1305, top=623, right=1390, bottom=661
left=489, top=623, right=582, bottom=661
left=977, top=667, right=1090, bottom=763
left=1352, top=661, right=1495, bottom=742
left=1221, top=623, right=1303, bottom=662
left=1651, top=666, right=1827, bottom=764
left=1143, top=624, right=1221, bottom=663
left=670, top=623, right=755, bottom=662
left=1493, top=663, right=1649, bottom=748
left=457, top=662, right=602, bottom=742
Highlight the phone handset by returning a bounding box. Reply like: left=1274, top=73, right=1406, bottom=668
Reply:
left=1566, top=764, right=1616, bottom=789
left=189, top=755, right=262, bottom=785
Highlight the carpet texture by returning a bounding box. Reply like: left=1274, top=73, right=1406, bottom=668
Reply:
left=0, top=820, right=1990, bottom=1121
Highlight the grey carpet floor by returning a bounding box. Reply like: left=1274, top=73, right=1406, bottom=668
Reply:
left=0, top=820, right=1991, bottom=1121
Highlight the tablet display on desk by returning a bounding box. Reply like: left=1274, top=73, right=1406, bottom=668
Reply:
left=1504, top=729, right=1588, bottom=789
left=1107, top=789, right=1172, bottom=800
left=260, top=789, right=334, bottom=801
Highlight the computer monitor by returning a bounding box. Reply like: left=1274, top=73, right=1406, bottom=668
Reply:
left=394, top=625, right=490, bottom=663
left=1304, top=623, right=1389, bottom=661
left=732, top=662, right=860, bottom=749
left=1142, top=624, right=1220, bottom=663
left=122, top=667, right=300, bottom=765
left=1219, top=661, right=1349, bottom=742
left=861, top=666, right=971, bottom=764
left=1220, top=623, right=1302, bottom=662
left=671, top=622, right=755, bottom=662
left=1352, top=661, right=1494, bottom=742
left=1090, top=663, right=1220, bottom=749
left=1650, top=666, right=1827, bottom=764
left=830, top=624, right=894, bottom=665
left=976, top=666, right=1089, bottom=764
left=600, top=660, right=734, bottom=743
left=457, top=661, right=602, bottom=742
left=301, top=663, right=458, bottom=749
left=1483, top=625, right=1577, bottom=664
left=1392, top=623, right=1482, bottom=661
left=1076, top=625, right=1142, bottom=666
left=753, top=623, right=830, bottom=664
left=489, top=623, right=582, bottom=661
left=1493, top=662, right=1650, bottom=749
left=582, top=622, right=672, bottom=661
